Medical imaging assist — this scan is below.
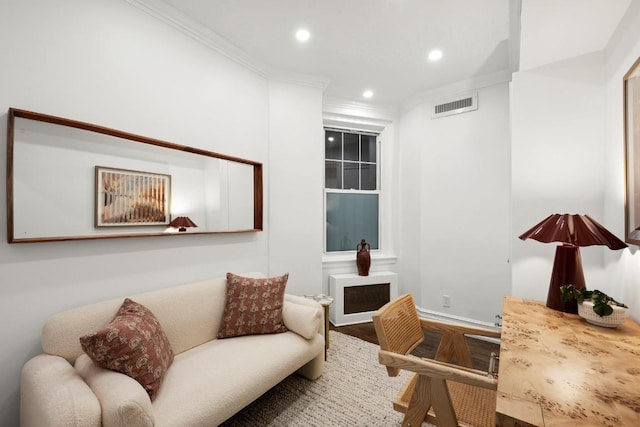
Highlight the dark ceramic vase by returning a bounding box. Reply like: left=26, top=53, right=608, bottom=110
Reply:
left=356, top=239, right=371, bottom=276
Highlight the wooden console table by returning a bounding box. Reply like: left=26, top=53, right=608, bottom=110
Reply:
left=496, top=296, right=640, bottom=426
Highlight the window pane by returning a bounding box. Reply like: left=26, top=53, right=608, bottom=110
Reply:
left=361, top=135, right=376, bottom=162
left=325, top=161, right=342, bottom=189
left=361, top=163, right=376, bottom=190
left=344, top=133, right=359, bottom=161
left=343, top=162, right=359, bottom=190
left=326, top=193, right=379, bottom=251
left=325, top=131, right=342, bottom=160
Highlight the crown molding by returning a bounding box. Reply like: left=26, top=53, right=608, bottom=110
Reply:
left=269, top=70, right=331, bottom=90
left=401, top=68, right=513, bottom=114
left=322, top=97, right=398, bottom=132
left=323, top=115, right=390, bottom=133
left=323, top=97, right=398, bottom=121
left=124, top=0, right=270, bottom=77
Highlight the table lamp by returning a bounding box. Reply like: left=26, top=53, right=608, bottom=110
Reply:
left=518, top=214, right=627, bottom=313
left=168, top=216, right=198, bottom=232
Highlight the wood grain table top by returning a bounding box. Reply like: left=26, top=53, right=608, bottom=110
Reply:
left=497, top=296, right=640, bottom=426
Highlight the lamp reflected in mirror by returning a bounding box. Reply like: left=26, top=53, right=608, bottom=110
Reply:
left=168, top=216, right=198, bottom=232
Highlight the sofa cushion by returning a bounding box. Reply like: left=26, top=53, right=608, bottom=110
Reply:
left=79, top=298, right=174, bottom=400
left=152, top=332, right=324, bottom=426
left=282, top=297, right=323, bottom=340
left=217, top=273, right=289, bottom=338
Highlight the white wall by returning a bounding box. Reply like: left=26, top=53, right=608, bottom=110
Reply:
left=397, top=82, right=511, bottom=324
left=267, top=80, right=325, bottom=294
left=0, top=0, right=278, bottom=424
left=511, top=52, right=611, bottom=302
left=396, top=105, right=428, bottom=304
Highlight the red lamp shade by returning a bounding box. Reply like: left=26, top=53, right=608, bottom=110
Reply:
left=518, top=214, right=628, bottom=249
left=519, top=214, right=627, bottom=313
left=168, top=216, right=197, bottom=232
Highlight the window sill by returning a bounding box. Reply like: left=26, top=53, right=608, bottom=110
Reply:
left=322, top=252, right=397, bottom=269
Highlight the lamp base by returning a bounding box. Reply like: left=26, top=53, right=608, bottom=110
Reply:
left=547, top=244, right=585, bottom=313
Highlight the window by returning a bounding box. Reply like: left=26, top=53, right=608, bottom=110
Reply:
left=325, top=129, right=379, bottom=252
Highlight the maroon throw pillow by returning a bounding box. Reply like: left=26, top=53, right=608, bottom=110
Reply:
left=79, top=298, right=174, bottom=400
left=217, top=273, right=289, bottom=338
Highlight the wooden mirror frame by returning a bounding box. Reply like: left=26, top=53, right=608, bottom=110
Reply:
left=624, top=58, right=640, bottom=245
left=6, top=108, right=263, bottom=243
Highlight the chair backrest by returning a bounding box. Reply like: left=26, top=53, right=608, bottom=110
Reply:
left=374, top=295, right=500, bottom=427
left=372, top=293, right=424, bottom=376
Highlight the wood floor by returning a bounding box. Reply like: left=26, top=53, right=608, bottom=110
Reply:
left=331, top=321, right=500, bottom=372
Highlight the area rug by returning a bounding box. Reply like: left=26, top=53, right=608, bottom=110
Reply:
left=220, top=330, right=420, bottom=426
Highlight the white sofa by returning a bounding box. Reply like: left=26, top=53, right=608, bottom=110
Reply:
left=20, top=272, right=325, bottom=427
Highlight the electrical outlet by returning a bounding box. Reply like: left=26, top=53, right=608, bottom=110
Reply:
left=442, top=295, right=451, bottom=308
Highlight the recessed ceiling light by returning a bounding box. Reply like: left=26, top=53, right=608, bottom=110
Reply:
left=296, top=29, right=310, bottom=42
left=363, top=90, right=374, bottom=99
left=428, top=49, right=443, bottom=61
left=328, top=136, right=334, bottom=142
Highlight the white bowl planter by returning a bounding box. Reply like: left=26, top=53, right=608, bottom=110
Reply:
left=578, top=300, right=627, bottom=328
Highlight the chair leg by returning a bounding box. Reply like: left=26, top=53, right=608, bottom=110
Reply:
left=430, top=379, right=458, bottom=427
left=401, top=375, right=431, bottom=427
left=435, top=331, right=473, bottom=368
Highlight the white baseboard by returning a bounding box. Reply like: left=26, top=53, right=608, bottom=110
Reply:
left=416, top=306, right=502, bottom=345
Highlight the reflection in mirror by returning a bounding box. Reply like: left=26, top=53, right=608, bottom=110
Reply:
left=7, top=108, right=262, bottom=243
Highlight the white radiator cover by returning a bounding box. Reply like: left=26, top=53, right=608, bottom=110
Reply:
left=329, top=271, right=398, bottom=326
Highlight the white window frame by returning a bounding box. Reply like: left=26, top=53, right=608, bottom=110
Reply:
left=323, top=128, right=381, bottom=254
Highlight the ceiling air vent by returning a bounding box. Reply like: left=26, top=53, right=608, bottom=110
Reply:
left=431, top=91, right=478, bottom=119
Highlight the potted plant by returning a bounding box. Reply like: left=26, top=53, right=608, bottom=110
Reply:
left=560, top=284, right=628, bottom=327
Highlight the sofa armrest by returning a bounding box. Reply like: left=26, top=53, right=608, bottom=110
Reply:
left=283, top=294, right=323, bottom=340
left=21, top=354, right=101, bottom=427
left=75, top=354, right=154, bottom=427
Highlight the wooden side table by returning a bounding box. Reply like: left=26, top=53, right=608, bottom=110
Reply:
left=305, top=294, right=334, bottom=360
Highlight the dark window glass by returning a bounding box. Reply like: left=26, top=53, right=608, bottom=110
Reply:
left=325, top=131, right=342, bottom=160
left=343, top=162, right=359, bottom=190
left=325, top=161, right=342, bottom=189
left=343, top=133, right=359, bottom=161
left=361, top=135, right=376, bottom=162
left=361, top=163, right=376, bottom=190
left=325, top=130, right=378, bottom=191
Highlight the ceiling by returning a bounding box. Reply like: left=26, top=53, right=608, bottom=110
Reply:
left=519, top=0, right=632, bottom=71
left=148, top=0, right=631, bottom=107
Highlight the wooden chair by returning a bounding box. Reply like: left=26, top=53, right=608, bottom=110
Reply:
left=372, top=294, right=501, bottom=427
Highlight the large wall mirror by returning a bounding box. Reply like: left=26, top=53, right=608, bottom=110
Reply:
left=7, top=108, right=263, bottom=243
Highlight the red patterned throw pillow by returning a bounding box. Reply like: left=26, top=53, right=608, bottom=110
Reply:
left=217, top=273, right=289, bottom=338
left=79, top=298, right=174, bottom=400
